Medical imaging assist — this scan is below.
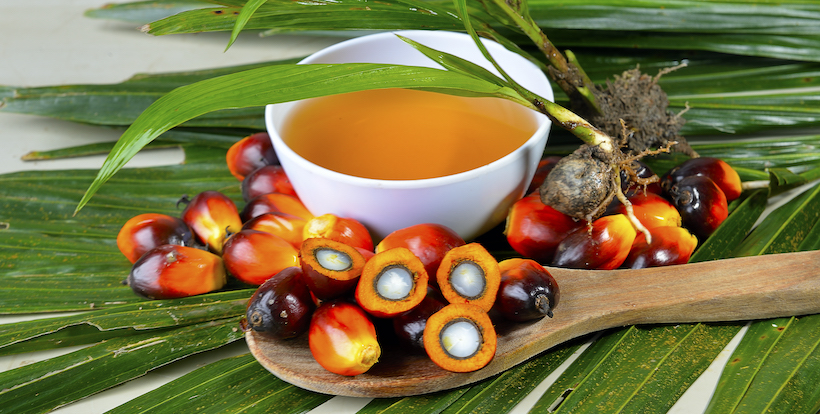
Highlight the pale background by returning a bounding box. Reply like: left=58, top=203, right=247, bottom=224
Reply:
left=0, top=1, right=742, bottom=412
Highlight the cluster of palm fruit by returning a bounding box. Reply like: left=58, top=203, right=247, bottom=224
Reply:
left=116, top=132, right=560, bottom=376
left=506, top=155, right=742, bottom=270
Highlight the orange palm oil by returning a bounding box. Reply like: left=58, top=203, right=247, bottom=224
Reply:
left=280, top=88, right=539, bottom=180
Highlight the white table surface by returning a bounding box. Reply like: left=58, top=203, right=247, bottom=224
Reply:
left=0, top=1, right=740, bottom=412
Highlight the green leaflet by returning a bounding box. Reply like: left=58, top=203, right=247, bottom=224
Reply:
left=20, top=130, right=245, bottom=161
left=705, top=317, right=795, bottom=414
left=0, top=290, right=251, bottom=352
left=106, top=353, right=333, bottom=414
left=798, top=219, right=820, bottom=251
left=708, top=315, right=820, bottom=414
left=359, top=341, right=579, bottom=414
left=734, top=181, right=820, bottom=256
left=226, top=0, right=268, bottom=50
left=529, top=324, right=741, bottom=413
left=438, top=342, right=580, bottom=414
left=361, top=389, right=469, bottom=414
left=0, top=59, right=301, bottom=129
left=0, top=318, right=244, bottom=414
left=87, top=0, right=820, bottom=62
left=84, top=1, right=207, bottom=24
left=0, top=144, right=241, bottom=314
left=142, top=0, right=465, bottom=35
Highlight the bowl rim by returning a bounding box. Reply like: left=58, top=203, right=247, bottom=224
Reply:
left=264, top=30, right=553, bottom=190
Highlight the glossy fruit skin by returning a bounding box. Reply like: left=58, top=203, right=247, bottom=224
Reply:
left=226, top=132, right=279, bottom=181
left=128, top=244, right=226, bottom=300
left=624, top=226, right=698, bottom=269
left=245, top=267, right=315, bottom=339
left=376, top=223, right=466, bottom=279
left=661, top=157, right=742, bottom=201
left=504, top=193, right=583, bottom=263
left=242, top=212, right=306, bottom=249
left=303, top=214, right=374, bottom=252
left=494, top=258, right=559, bottom=322
left=309, top=300, right=381, bottom=376
left=552, top=214, right=637, bottom=270
left=667, top=175, right=728, bottom=241
left=527, top=156, right=562, bottom=195
left=609, top=191, right=682, bottom=230
left=179, top=191, right=243, bottom=254
left=241, top=164, right=297, bottom=202
left=392, top=288, right=447, bottom=352
left=240, top=192, right=314, bottom=222
left=117, top=213, right=194, bottom=263
left=222, top=229, right=300, bottom=285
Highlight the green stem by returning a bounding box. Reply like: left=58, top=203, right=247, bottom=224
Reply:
left=483, top=0, right=601, bottom=115
left=528, top=95, right=614, bottom=152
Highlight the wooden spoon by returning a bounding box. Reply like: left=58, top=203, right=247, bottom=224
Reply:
left=247, top=250, right=820, bottom=397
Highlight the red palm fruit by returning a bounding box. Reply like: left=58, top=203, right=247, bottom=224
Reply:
left=494, top=258, right=560, bottom=322
left=179, top=191, right=242, bottom=255
left=624, top=226, right=698, bottom=269
left=552, top=214, right=637, bottom=270
left=299, top=237, right=368, bottom=301
left=661, top=157, right=742, bottom=201
left=242, top=212, right=306, bottom=249
left=527, top=156, right=562, bottom=194
left=609, top=191, right=682, bottom=230
left=376, top=223, right=466, bottom=279
left=245, top=267, right=315, bottom=339
left=303, top=213, right=374, bottom=252
left=241, top=164, right=297, bottom=202
left=392, top=287, right=447, bottom=352
left=127, top=244, right=226, bottom=300
left=117, top=213, right=194, bottom=263
left=240, top=192, right=314, bottom=222
left=667, top=175, right=729, bottom=241
left=504, top=193, right=583, bottom=263
left=309, top=300, right=381, bottom=376
left=226, top=132, right=278, bottom=181
left=222, top=229, right=300, bottom=285
left=622, top=160, right=663, bottom=196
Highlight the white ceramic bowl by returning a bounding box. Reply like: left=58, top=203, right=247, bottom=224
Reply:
left=265, top=30, right=553, bottom=241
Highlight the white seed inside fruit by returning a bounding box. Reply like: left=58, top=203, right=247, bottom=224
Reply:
left=315, top=248, right=352, bottom=271
left=450, top=261, right=485, bottom=298
left=441, top=320, right=480, bottom=358
left=376, top=266, right=413, bottom=300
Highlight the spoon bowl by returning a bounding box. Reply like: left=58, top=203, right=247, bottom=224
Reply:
left=248, top=250, right=820, bottom=397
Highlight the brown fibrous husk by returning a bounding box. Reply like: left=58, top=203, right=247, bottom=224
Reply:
left=539, top=144, right=615, bottom=222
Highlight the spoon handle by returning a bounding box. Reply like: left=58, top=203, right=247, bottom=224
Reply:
left=549, top=249, right=820, bottom=329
